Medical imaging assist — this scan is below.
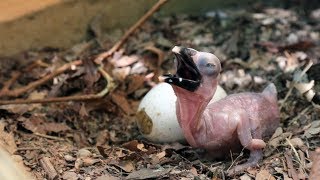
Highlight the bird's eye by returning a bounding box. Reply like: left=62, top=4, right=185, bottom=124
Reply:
left=206, top=63, right=215, bottom=68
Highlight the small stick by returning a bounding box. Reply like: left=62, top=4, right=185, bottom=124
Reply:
left=0, top=59, right=42, bottom=96
left=16, top=147, right=42, bottom=151
left=280, top=60, right=313, bottom=110
left=0, top=66, right=115, bottom=105
left=226, top=148, right=245, bottom=172
left=0, top=60, right=82, bottom=98
left=94, top=0, right=169, bottom=64
left=39, top=156, right=58, bottom=180
left=34, top=133, right=65, bottom=141
left=0, top=71, right=21, bottom=95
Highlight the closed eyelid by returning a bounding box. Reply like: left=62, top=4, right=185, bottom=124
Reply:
left=197, top=57, right=208, bottom=66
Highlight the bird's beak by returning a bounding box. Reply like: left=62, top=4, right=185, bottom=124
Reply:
left=160, top=46, right=202, bottom=91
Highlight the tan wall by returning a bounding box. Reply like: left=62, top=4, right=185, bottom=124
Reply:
left=0, top=0, right=254, bottom=56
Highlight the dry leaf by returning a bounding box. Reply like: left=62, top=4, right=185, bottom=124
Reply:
left=122, top=140, right=147, bottom=152
left=303, top=120, right=320, bottom=138
left=255, top=169, right=276, bottom=180
left=130, top=61, right=148, bottom=74
left=111, top=92, right=134, bottom=115
left=286, top=138, right=304, bottom=148
left=111, top=55, right=139, bottom=68
left=112, top=161, right=135, bottom=173
left=20, top=115, right=71, bottom=134
left=96, top=174, right=120, bottom=180
left=0, top=121, right=17, bottom=154
left=240, top=174, right=252, bottom=180
left=126, top=75, right=145, bottom=94
left=112, top=67, right=131, bottom=81
left=126, top=168, right=171, bottom=180
left=190, top=167, right=198, bottom=176
left=156, top=151, right=166, bottom=159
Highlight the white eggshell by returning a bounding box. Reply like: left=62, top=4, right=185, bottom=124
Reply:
left=137, top=83, right=227, bottom=143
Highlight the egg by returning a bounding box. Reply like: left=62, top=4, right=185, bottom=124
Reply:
left=136, top=83, right=227, bottom=143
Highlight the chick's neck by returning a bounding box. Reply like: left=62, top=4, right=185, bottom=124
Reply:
left=173, top=81, right=217, bottom=147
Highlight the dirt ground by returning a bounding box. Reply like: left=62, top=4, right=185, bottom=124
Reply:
left=0, top=2, right=319, bottom=180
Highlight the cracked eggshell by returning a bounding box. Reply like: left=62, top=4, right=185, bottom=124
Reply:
left=136, top=82, right=227, bottom=143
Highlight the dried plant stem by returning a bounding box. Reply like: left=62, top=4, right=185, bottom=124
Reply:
left=0, top=60, right=82, bottom=98
left=94, top=0, right=169, bottom=64
left=280, top=60, right=313, bottom=110
left=0, top=59, right=44, bottom=96
left=34, top=132, right=65, bottom=141
left=0, top=66, right=115, bottom=105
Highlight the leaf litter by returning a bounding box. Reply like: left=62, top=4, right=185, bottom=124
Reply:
left=0, top=2, right=320, bottom=180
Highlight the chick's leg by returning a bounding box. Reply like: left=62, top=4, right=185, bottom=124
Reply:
left=228, top=110, right=265, bottom=174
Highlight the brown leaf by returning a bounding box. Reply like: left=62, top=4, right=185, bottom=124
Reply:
left=112, top=67, right=131, bottom=81
left=285, top=150, right=299, bottom=180
left=126, top=75, right=145, bottom=95
left=21, top=115, right=71, bottom=134
left=96, top=174, right=120, bottom=180
left=122, top=140, right=142, bottom=152
left=96, top=130, right=109, bottom=146
left=156, top=151, right=166, bottom=159
left=190, top=167, right=198, bottom=176
left=118, top=161, right=135, bottom=172
left=255, top=169, right=276, bottom=180
left=239, top=174, right=252, bottom=180
left=83, top=57, right=100, bottom=88
left=111, top=55, right=139, bottom=68
left=111, top=92, right=134, bottom=115
left=82, top=157, right=100, bottom=167
left=303, top=120, right=320, bottom=138
left=62, top=171, right=78, bottom=180
left=162, top=142, right=188, bottom=151
left=310, top=148, right=320, bottom=180
left=126, top=168, right=171, bottom=180
left=286, top=138, right=304, bottom=148
left=0, top=121, right=17, bottom=154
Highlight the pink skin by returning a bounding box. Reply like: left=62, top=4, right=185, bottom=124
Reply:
left=165, top=46, right=280, bottom=174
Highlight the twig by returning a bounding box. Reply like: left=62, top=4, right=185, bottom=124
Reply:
left=94, top=0, right=169, bottom=64
left=286, top=138, right=302, bottom=165
left=34, top=132, right=66, bottom=141
left=0, top=60, right=82, bottom=98
left=280, top=60, right=313, bottom=110
left=0, top=71, right=21, bottom=94
left=0, top=66, right=115, bottom=105
left=16, top=147, right=42, bottom=151
left=39, top=156, right=58, bottom=180
left=226, top=148, right=245, bottom=172
left=0, top=60, right=43, bottom=96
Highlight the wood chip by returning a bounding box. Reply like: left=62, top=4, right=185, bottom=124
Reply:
left=39, top=157, right=58, bottom=180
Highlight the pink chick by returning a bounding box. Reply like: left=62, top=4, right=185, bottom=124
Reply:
left=161, top=46, right=280, bottom=174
